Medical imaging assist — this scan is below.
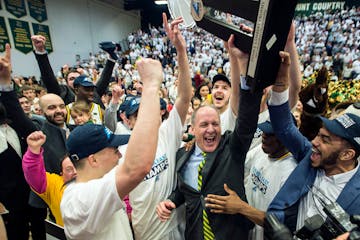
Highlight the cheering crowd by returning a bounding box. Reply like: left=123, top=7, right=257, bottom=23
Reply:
left=0, top=6, right=359, bottom=240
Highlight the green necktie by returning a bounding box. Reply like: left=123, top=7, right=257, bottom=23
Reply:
left=198, top=152, right=215, bottom=240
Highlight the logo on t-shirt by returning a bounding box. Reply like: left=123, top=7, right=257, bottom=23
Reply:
left=250, top=167, right=269, bottom=194
left=144, top=154, right=169, bottom=181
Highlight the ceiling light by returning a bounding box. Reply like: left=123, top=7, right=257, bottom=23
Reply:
left=155, top=0, right=167, bottom=5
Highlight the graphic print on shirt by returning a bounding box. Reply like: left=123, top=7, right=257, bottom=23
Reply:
left=143, top=154, right=169, bottom=181
left=250, top=166, right=269, bottom=194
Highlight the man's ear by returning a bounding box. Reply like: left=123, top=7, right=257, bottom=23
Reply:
left=87, top=154, right=98, bottom=167
left=339, top=148, right=356, bottom=162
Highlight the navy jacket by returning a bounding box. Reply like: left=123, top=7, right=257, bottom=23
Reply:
left=267, top=102, right=360, bottom=231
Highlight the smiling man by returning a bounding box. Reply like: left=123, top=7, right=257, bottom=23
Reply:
left=156, top=36, right=260, bottom=239
left=204, top=51, right=360, bottom=235
left=211, top=74, right=236, bottom=133
left=265, top=59, right=360, bottom=232
left=65, top=76, right=104, bottom=125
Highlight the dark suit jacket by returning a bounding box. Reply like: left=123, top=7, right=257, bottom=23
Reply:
left=34, top=51, right=115, bottom=108
left=0, top=89, right=67, bottom=207
left=170, top=89, right=262, bottom=240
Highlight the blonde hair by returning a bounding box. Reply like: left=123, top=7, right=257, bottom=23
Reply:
left=70, top=101, right=91, bottom=116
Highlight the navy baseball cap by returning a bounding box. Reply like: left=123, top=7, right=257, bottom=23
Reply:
left=320, top=113, right=360, bottom=151
left=258, top=115, right=297, bottom=134
left=73, top=75, right=96, bottom=87
left=125, top=96, right=141, bottom=118
left=160, top=98, right=167, bottom=110
left=66, top=123, right=130, bottom=161
left=125, top=97, right=166, bottom=117
left=212, top=74, right=231, bottom=87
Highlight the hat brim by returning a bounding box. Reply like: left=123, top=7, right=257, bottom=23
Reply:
left=77, top=82, right=96, bottom=87
left=319, top=117, right=347, bottom=139
left=212, top=74, right=231, bottom=87
left=108, top=134, right=130, bottom=147
left=258, top=122, right=274, bottom=134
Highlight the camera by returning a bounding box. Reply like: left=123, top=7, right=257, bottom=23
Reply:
left=264, top=185, right=360, bottom=240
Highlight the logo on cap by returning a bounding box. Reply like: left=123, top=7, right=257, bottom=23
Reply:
left=336, top=114, right=355, bottom=129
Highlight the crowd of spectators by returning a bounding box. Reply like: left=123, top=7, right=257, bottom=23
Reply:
left=0, top=6, right=359, bottom=240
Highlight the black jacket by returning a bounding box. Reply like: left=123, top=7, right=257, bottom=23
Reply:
left=34, top=51, right=115, bottom=108
left=0, top=89, right=68, bottom=208
left=170, top=89, right=262, bottom=240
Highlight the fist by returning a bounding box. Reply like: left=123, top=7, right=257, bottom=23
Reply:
left=31, top=35, right=46, bottom=52
left=156, top=200, right=176, bottom=222
left=136, top=58, right=163, bottom=88
left=27, top=131, right=46, bottom=154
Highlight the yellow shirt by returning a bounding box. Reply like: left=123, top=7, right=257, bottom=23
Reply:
left=36, top=173, right=65, bottom=226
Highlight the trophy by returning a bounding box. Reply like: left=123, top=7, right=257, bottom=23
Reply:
left=168, top=0, right=298, bottom=91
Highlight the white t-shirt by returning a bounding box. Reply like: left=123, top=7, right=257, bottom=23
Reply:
left=220, top=106, right=236, bottom=133
left=130, top=107, right=185, bottom=240
left=245, top=145, right=297, bottom=240
left=61, top=167, right=133, bottom=240
left=115, top=122, right=131, bottom=135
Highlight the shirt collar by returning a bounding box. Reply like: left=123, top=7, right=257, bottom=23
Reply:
left=194, top=143, right=203, bottom=157
left=318, top=160, right=360, bottom=185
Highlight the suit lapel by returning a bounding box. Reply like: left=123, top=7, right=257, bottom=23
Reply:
left=176, top=146, right=195, bottom=172
left=337, top=167, right=360, bottom=211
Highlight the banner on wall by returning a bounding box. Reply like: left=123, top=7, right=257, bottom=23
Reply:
left=295, top=0, right=359, bottom=15
left=28, top=0, right=48, bottom=22
left=4, top=0, right=27, bottom=18
left=32, top=23, right=52, bottom=53
left=0, top=17, right=10, bottom=52
left=8, top=18, right=32, bottom=54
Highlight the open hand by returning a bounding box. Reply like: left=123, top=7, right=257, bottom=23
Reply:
left=0, top=44, right=11, bottom=84
left=205, top=184, right=243, bottom=214
left=163, top=13, right=186, bottom=52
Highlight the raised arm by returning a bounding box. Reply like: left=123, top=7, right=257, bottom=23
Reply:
left=95, top=59, right=116, bottom=98
left=225, top=34, right=248, bottom=116
left=0, top=44, right=37, bottom=138
left=115, top=58, right=162, bottom=199
left=31, top=35, right=62, bottom=96
left=206, top=52, right=297, bottom=228
left=268, top=51, right=311, bottom=161
left=104, top=85, right=124, bottom=132
left=285, top=22, right=302, bottom=109
left=230, top=42, right=262, bottom=158
left=163, top=13, right=192, bottom=124
left=23, top=131, right=47, bottom=194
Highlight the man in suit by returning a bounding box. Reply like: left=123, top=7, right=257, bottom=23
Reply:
left=0, top=44, right=47, bottom=239
left=156, top=35, right=257, bottom=239
left=204, top=51, right=360, bottom=236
